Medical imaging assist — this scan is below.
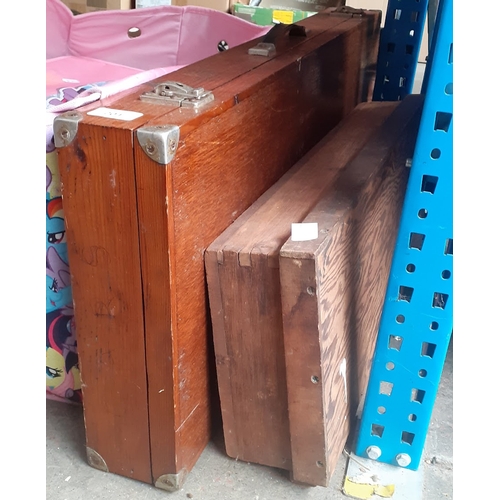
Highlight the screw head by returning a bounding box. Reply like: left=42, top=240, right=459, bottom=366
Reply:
left=218, top=40, right=229, bottom=52
left=366, top=446, right=382, bottom=460
left=396, top=453, right=411, bottom=467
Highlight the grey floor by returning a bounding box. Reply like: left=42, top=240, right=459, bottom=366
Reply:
left=46, top=339, right=452, bottom=500
left=47, top=63, right=451, bottom=499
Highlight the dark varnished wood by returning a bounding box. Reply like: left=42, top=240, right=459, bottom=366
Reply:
left=279, top=95, right=424, bottom=486
left=204, top=102, right=396, bottom=470
left=320, top=8, right=382, bottom=102
left=56, top=13, right=377, bottom=487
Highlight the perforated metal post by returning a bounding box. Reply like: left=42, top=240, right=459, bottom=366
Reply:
left=355, top=0, right=452, bottom=470
left=373, top=0, right=429, bottom=101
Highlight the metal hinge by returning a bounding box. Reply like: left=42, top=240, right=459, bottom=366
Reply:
left=139, top=81, right=214, bottom=109
left=329, top=5, right=366, bottom=17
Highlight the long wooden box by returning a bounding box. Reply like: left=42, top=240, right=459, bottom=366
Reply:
left=322, top=6, right=382, bottom=102
left=204, top=100, right=404, bottom=472
left=280, top=94, right=423, bottom=486
left=54, top=13, right=373, bottom=490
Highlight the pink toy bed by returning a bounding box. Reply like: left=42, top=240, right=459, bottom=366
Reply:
left=46, top=0, right=269, bottom=403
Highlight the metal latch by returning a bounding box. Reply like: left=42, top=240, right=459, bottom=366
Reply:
left=248, top=43, right=276, bottom=57
left=248, top=23, right=307, bottom=57
left=140, top=81, right=214, bottom=109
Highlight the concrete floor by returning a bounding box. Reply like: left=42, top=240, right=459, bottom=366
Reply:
left=46, top=337, right=452, bottom=500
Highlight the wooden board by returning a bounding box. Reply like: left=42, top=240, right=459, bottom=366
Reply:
left=279, top=94, right=424, bottom=486
left=54, top=13, right=374, bottom=490
left=204, top=101, right=398, bottom=470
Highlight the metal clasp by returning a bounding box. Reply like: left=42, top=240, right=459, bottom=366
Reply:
left=248, top=23, right=307, bottom=57
left=140, top=81, right=214, bottom=109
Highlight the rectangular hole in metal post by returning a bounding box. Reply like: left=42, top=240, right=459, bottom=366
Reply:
left=421, top=175, right=438, bottom=194
left=448, top=43, right=453, bottom=64
left=402, top=431, right=415, bottom=445
left=398, top=286, right=414, bottom=302
left=371, top=424, right=385, bottom=437
left=444, top=238, right=453, bottom=255
left=411, top=388, right=425, bottom=404
left=411, top=11, right=419, bottom=22
left=394, top=9, right=402, bottom=20
left=434, top=112, right=452, bottom=132
left=432, top=292, right=449, bottom=310
left=406, top=44, right=414, bottom=55
left=389, top=335, right=403, bottom=351
left=421, top=342, right=437, bottom=358
left=409, top=232, right=425, bottom=250
left=387, top=42, right=396, bottom=53
left=379, top=381, right=394, bottom=396
left=399, top=76, right=407, bottom=88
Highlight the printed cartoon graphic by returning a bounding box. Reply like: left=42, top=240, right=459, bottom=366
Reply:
left=46, top=309, right=81, bottom=403
left=46, top=246, right=72, bottom=313
left=46, top=153, right=60, bottom=198
left=46, top=100, right=80, bottom=404
left=47, top=198, right=66, bottom=245
left=46, top=82, right=107, bottom=108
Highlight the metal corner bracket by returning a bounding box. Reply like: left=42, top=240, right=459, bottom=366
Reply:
left=86, top=447, right=109, bottom=472
left=137, top=124, right=180, bottom=165
left=155, top=469, right=188, bottom=492
left=53, top=111, right=84, bottom=148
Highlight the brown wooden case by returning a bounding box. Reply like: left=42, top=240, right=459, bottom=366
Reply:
left=279, top=94, right=423, bottom=486
left=204, top=100, right=400, bottom=472
left=321, top=6, right=382, bottom=102
left=54, top=13, right=375, bottom=491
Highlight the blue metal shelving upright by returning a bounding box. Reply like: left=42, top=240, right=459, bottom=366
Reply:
left=372, top=0, right=429, bottom=101
left=354, top=0, right=453, bottom=470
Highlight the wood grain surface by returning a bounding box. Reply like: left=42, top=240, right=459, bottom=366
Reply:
left=58, top=125, right=153, bottom=482
left=320, top=8, right=382, bottom=102
left=56, top=13, right=375, bottom=487
left=205, top=101, right=396, bottom=470
left=143, top=18, right=366, bottom=478
left=279, top=94, right=424, bottom=486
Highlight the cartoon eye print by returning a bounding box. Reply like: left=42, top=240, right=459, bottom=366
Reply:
left=49, top=278, right=59, bottom=293
left=46, top=366, right=63, bottom=379
left=47, top=230, right=66, bottom=244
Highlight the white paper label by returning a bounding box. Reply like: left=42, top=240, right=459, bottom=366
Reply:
left=87, top=107, right=143, bottom=121
left=290, top=222, right=318, bottom=242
